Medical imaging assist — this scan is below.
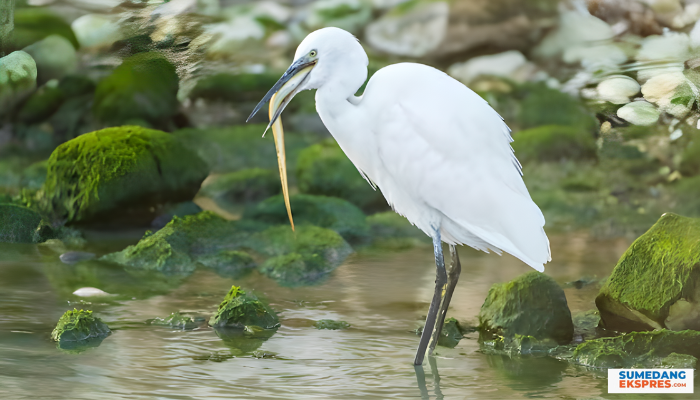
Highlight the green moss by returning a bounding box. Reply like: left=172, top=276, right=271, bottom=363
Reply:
left=189, top=73, right=280, bottom=102
left=200, top=168, right=280, bottom=206
left=148, top=312, right=197, bottom=330
left=0, top=204, right=42, bottom=243
left=315, top=319, right=350, bottom=330
left=209, top=286, right=279, bottom=329
left=245, top=194, right=369, bottom=243
left=40, top=126, right=208, bottom=222
left=254, top=225, right=353, bottom=285
left=93, top=52, right=179, bottom=126
left=512, top=125, right=597, bottom=163
left=10, top=7, right=78, bottom=50
left=366, top=211, right=428, bottom=248
left=479, top=271, right=574, bottom=343
left=296, top=140, right=388, bottom=213
left=572, top=329, right=700, bottom=368
left=659, top=353, right=698, bottom=369
left=517, top=83, right=596, bottom=129
left=196, top=250, right=256, bottom=279
left=596, top=213, right=700, bottom=330
left=51, top=309, right=111, bottom=342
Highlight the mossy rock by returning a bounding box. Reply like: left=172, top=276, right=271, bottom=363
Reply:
left=366, top=211, right=428, bottom=249
left=189, top=72, right=280, bottom=102
left=10, top=7, right=79, bottom=50
left=480, top=333, right=559, bottom=356
left=512, top=125, right=597, bottom=163
left=254, top=225, right=353, bottom=285
left=148, top=312, right=198, bottom=330
left=315, top=319, right=351, bottom=330
left=93, top=52, right=179, bottom=126
left=296, top=140, right=388, bottom=213
left=0, top=51, right=37, bottom=112
left=209, top=286, right=279, bottom=329
left=479, top=271, right=574, bottom=344
left=174, top=124, right=318, bottom=174
left=200, top=168, right=280, bottom=207
left=39, top=126, right=209, bottom=224
left=416, top=317, right=465, bottom=348
left=196, top=250, right=256, bottom=279
left=572, top=329, right=700, bottom=369
left=16, top=83, right=64, bottom=123
left=51, top=309, right=111, bottom=342
left=596, top=213, right=700, bottom=332
left=0, top=204, right=42, bottom=243
left=150, top=201, right=202, bottom=229
left=22, top=34, right=77, bottom=83
left=245, top=194, right=369, bottom=243
left=516, top=82, right=596, bottom=129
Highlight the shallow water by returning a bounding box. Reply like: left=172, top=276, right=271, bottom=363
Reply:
left=0, top=231, right=697, bottom=399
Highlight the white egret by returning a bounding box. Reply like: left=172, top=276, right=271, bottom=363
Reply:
left=247, top=27, right=551, bottom=365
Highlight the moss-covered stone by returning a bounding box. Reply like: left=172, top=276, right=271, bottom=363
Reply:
left=254, top=225, right=353, bottom=285
left=479, top=271, right=574, bottom=344
left=416, top=317, right=465, bottom=348
left=39, top=126, right=208, bottom=223
left=10, top=7, right=79, bottom=50
left=596, top=213, right=700, bottom=332
left=366, top=211, right=429, bottom=249
left=572, top=329, right=700, bottom=369
left=51, top=309, right=111, bottom=342
left=315, top=319, right=351, bottom=330
left=296, top=140, right=388, bottom=213
left=0, top=51, right=37, bottom=112
left=512, top=125, right=597, bottom=163
left=93, top=52, right=179, bottom=126
left=196, top=250, right=256, bottom=279
left=245, top=194, right=369, bottom=243
left=0, top=204, right=42, bottom=243
left=516, top=82, right=596, bottom=129
left=200, top=168, right=280, bottom=207
left=659, top=353, right=698, bottom=369
left=209, top=286, right=279, bottom=329
left=16, top=83, right=64, bottom=123
left=22, top=34, right=77, bottom=83
left=189, top=72, right=280, bottom=102
left=148, top=312, right=198, bottom=330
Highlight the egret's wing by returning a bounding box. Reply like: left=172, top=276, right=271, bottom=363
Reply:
left=363, top=64, right=551, bottom=270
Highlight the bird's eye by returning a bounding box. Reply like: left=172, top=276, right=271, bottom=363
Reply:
left=310, top=50, right=317, bottom=57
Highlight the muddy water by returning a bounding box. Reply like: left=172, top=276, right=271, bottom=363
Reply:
left=0, top=232, right=696, bottom=399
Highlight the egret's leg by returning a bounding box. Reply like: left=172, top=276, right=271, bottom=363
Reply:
left=427, top=245, right=462, bottom=357
left=414, top=231, right=447, bottom=366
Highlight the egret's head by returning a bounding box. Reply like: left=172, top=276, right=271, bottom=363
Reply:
left=247, top=27, right=368, bottom=127
left=246, top=28, right=367, bottom=231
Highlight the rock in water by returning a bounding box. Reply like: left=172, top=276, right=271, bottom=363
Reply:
left=22, top=35, right=77, bottom=83
left=39, top=126, right=209, bottom=224
left=0, top=204, right=42, bottom=243
left=200, top=168, right=280, bottom=208
left=572, top=329, right=700, bottom=369
left=72, top=287, right=109, bottom=297
left=209, top=286, right=279, bottom=329
left=51, top=309, right=111, bottom=343
left=93, top=52, right=179, bottom=126
left=479, top=271, right=574, bottom=344
left=315, top=319, right=350, bottom=330
left=0, top=51, right=37, bottom=113
left=60, top=252, right=96, bottom=264
left=596, top=213, right=700, bottom=332
left=148, top=312, right=197, bottom=330
left=245, top=194, right=369, bottom=244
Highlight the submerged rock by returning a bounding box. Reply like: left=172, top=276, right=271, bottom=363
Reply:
left=148, top=312, right=198, bottom=330
left=245, top=194, right=369, bottom=244
left=51, top=309, right=111, bottom=343
left=512, top=125, right=597, bottom=163
left=0, top=204, right=42, bottom=243
left=479, top=271, right=574, bottom=344
left=254, top=225, right=353, bottom=285
left=93, top=52, right=179, bottom=126
left=296, top=140, right=387, bottom=213
left=39, top=126, right=208, bottom=224
left=209, top=286, right=279, bottom=329
left=314, top=319, right=350, bottom=330
left=572, top=329, right=700, bottom=369
left=0, top=51, right=37, bottom=113
left=596, top=213, right=700, bottom=332
left=200, top=168, right=280, bottom=208
left=481, top=334, right=559, bottom=356
left=416, top=317, right=465, bottom=348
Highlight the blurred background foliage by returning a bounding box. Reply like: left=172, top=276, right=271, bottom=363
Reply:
left=1, top=0, right=700, bottom=239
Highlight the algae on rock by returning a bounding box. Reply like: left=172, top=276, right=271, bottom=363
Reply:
left=200, top=168, right=280, bottom=208
left=0, top=204, right=42, bottom=243
left=315, top=319, right=351, bottom=330
left=209, top=286, right=279, bottom=329
left=51, top=309, right=111, bottom=342
left=39, top=126, right=208, bottom=224
left=596, top=212, right=700, bottom=332
left=148, top=312, right=198, bottom=330
left=479, top=271, right=574, bottom=344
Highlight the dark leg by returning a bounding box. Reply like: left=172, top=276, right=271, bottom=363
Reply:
left=427, top=245, right=462, bottom=357
left=414, top=231, right=447, bottom=365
